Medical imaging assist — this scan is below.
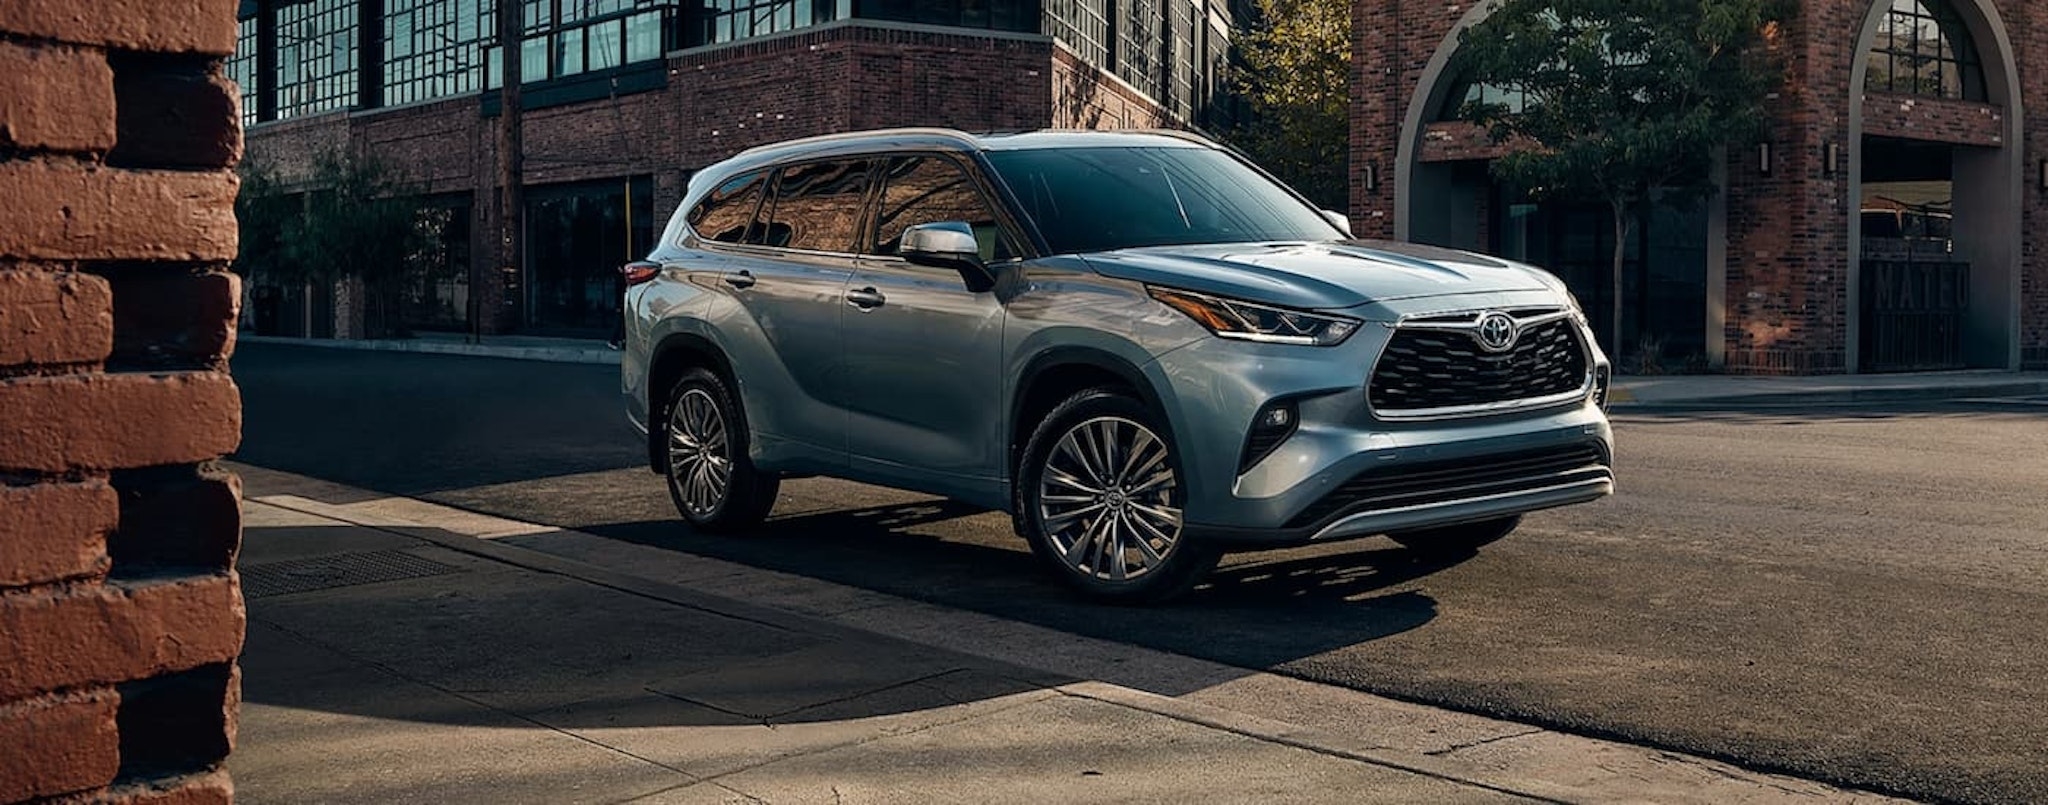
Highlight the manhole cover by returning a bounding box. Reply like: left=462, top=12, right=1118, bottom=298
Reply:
left=241, top=550, right=464, bottom=599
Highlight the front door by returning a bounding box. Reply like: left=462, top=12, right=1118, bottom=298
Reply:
left=841, top=154, right=1019, bottom=498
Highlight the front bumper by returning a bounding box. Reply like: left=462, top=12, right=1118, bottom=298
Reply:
left=1144, top=303, right=1614, bottom=547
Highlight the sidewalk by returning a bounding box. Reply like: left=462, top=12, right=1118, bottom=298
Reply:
left=238, top=331, right=620, bottom=365
left=228, top=466, right=1906, bottom=804
left=1610, top=369, right=2048, bottom=409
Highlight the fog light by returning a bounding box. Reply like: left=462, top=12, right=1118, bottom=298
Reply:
left=1240, top=402, right=1300, bottom=473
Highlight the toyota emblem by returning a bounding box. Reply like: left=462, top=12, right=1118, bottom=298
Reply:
left=1474, top=312, right=1519, bottom=353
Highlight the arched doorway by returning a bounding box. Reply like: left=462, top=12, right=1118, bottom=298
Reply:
left=1849, top=0, right=2023, bottom=371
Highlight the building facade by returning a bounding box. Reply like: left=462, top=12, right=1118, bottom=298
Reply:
left=1353, top=0, right=2048, bottom=374
left=233, top=0, right=1245, bottom=338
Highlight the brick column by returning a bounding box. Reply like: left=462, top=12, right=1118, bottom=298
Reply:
left=0, top=1, right=246, bottom=803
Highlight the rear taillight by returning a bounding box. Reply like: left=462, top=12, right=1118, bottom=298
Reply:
left=620, top=260, right=660, bottom=286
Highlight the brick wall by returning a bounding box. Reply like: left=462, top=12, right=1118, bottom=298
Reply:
left=0, top=1, right=246, bottom=803
left=1354, top=0, right=2047, bottom=374
left=243, top=21, right=1168, bottom=338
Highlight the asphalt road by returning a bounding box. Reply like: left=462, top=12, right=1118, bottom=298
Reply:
left=231, top=343, right=2048, bottom=804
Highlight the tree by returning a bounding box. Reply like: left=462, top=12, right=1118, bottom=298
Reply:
left=235, top=150, right=448, bottom=338
left=1454, top=0, right=1786, bottom=358
left=1229, top=0, right=1350, bottom=211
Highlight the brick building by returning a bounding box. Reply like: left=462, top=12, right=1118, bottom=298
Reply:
left=232, top=0, right=1246, bottom=339
left=1, top=0, right=246, bottom=802
left=1352, top=0, right=2048, bottom=374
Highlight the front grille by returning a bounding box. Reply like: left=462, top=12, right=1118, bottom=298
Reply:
left=1369, top=316, right=1589, bottom=413
left=1285, top=443, right=1608, bottom=530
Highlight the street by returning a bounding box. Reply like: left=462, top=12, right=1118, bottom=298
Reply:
left=231, top=343, right=2048, bottom=804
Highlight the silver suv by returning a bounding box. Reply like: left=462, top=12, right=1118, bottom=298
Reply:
left=622, top=128, right=1614, bottom=603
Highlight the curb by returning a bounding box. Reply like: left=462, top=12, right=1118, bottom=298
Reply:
left=1611, top=379, right=2048, bottom=410
left=238, top=334, right=621, bottom=365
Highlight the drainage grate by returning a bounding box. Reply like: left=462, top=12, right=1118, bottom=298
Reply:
left=241, top=550, right=465, bottom=599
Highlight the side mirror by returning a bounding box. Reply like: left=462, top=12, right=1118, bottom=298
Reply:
left=900, top=221, right=995, bottom=292
left=1322, top=210, right=1354, bottom=239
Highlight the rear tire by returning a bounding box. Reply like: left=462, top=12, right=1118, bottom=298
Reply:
left=1387, top=515, right=1520, bottom=560
left=1016, top=389, right=1219, bottom=605
left=663, top=368, right=778, bottom=533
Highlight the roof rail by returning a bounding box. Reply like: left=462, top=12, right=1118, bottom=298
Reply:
left=733, top=127, right=982, bottom=158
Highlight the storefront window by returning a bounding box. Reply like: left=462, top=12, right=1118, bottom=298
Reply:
left=525, top=177, right=656, bottom=335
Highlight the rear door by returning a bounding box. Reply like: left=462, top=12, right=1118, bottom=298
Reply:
left=698, top=158, right=875, bottom=460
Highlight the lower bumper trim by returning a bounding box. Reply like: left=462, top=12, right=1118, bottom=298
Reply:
left=1185, top=472, right=1613, bottom=547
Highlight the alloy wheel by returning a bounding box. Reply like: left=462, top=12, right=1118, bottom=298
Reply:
left=667, top=388, right=732, bottom=516
left=1036, top=415, right=1183, bottom=581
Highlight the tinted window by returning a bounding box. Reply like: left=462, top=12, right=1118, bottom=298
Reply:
left=687, top=170, right=765, bottom=244
left=986, top=146, right=1341, bottom=254
left=872, top=155, right=1015, bottom=262
left=761, top=159, right=873, bottom=253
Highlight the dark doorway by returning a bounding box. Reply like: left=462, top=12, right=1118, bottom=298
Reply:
left=524, top=176, right=655, bottom=337
left=1488, top=177, right=1708, bottom=368
left=1860, top=136, right=1966, bottom=372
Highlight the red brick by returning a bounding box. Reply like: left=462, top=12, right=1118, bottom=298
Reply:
left=0, top=269, right=113, bottom=367
left=0, top=41, right=116, bottom=154
left=0, top=689, right=120, bottom=801
left=1863, top=92, right=2005, bottom=147
left=0, top=0, right=239, bottom=57
left=0, top=372, right=241, bottom=474
left=110, top=60, right=243, bottom=170
left=43, top=769, right=233, bottom=805
left=109, top=464, right=243, bottom=575
left=0, top=162, right=238, bottom=263
left=0, top=574, right=244, bottom=702
left=0, top=480, right=116, bottom=588
left=99, top=269, right=241, bottom=370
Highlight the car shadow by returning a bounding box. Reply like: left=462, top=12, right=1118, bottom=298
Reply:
left=581, top=498, right=1458, bottom=674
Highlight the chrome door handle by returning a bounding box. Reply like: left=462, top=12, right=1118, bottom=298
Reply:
left=723, top=270, right=756, bottom=289
left=845, top=287, right=886, bottom=310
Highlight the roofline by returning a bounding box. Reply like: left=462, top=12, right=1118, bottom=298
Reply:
left=732, top=127, right=982, bottom=160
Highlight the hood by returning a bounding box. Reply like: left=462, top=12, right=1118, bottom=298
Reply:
left=1078, top=239, right=1555, bottom=311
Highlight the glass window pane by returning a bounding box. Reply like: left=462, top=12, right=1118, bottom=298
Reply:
left=987, top=147, right=1339, bottom=253
left=522, top=34, right=549, bottom=80
left=764, top=160, right=873, bottom=252
left=558, top=26, right=585, bottom=75
left=690, top=171, right=767, bottom=243
left=873, top=156, right=1012, bottom=261
left=626, top=12, right=663, bottom=61
left=588, top=20, right=622, bottom=70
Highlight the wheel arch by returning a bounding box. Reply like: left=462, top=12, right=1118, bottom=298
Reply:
left=646, top=332, right=737, bottom=474
left=1006, top=347, right=1177, bottom=509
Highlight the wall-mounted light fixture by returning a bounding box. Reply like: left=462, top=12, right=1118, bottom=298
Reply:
left=1363, top=163, right=1379, bottom=193
left=1757, top=142, right=1773, bottom=176
left=1825, top=141, right=1841, bottom=176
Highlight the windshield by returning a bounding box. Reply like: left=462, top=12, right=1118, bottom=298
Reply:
left=985, top=146, right=1342, bottom=254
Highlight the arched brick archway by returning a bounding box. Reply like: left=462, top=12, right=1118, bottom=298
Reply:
left=1847, top=0, right=2023, bottom=370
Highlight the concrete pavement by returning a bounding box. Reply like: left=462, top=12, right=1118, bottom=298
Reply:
left=230, top=466, right=1906, bottom=804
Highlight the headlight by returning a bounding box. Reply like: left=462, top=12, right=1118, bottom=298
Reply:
left=1148, top=287, right=1359, bottom=346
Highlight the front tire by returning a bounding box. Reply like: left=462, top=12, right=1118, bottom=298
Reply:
left=1387, top=515, right=1520, bottom=560
left=1017, top=389, right=1219, bottom=604
left=663, top=368, right=778, bottom=533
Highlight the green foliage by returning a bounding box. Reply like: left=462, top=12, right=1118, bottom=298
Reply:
left=1456, top=0, right=1786, bottom=207
left=1453, top=0, right=1785, bottom=355
left=1229, top=0, right=1350, bottom=210
left=235, top=150, right=454, bottom=336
